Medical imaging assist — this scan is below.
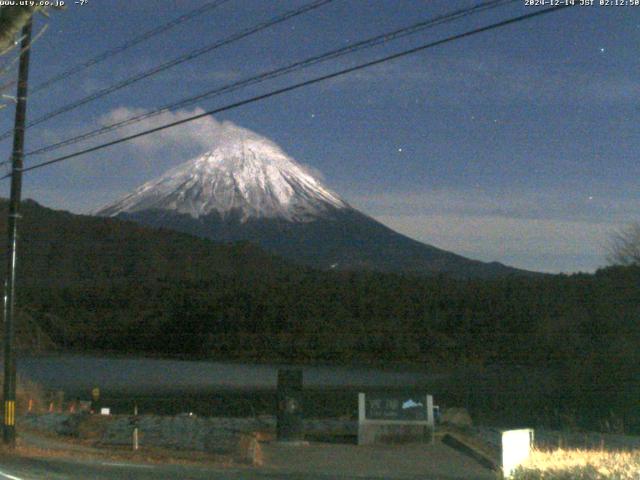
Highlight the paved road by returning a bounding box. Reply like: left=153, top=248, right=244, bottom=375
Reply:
left=3, top=430, right=495, bottom=479
left=261, top=441, right=495, bottom=480
left=0, top=454, right=488, bottom=480
left=0, top=456, right=291, bottom=480
left=0, top=440, right=495, bottom=480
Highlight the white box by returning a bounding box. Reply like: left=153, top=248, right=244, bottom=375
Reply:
left=502, top=428, right=534, bottom=478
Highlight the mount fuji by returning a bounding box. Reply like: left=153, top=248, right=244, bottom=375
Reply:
left=96, top=136, right=524, bottom=277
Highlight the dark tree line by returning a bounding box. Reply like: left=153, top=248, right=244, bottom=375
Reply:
left=17, top=265, right=640, bottom=433
left=2, top=200, right=639, bottom=432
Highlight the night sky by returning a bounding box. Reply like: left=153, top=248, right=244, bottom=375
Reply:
left=0, top=0, right=638, bottom=273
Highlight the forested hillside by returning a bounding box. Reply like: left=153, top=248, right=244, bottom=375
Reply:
left=1, top=199, right=638, bottom=432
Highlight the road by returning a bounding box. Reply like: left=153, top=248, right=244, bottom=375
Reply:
left=0, top=456, right=322, bottom=480
left=0, top=456, right=344, bottom=480
left=0, top=439, right=496, bottom=480
left=2, top=427, right=495, bottom=479
left=0, top=454, right=488, bottom=480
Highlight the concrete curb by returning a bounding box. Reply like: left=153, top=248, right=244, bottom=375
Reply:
left=442, top=433, right=499, bottom=471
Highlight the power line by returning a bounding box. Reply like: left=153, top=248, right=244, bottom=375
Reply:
left=25, top=0, right=517, bottom=159
left=0, top=0, right=231, bottom=96
left=0, top=0, right=333, bottom=143
left=3, top=5, right=571, bottom=180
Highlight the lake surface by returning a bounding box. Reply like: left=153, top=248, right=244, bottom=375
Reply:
left=16, top=354, right=442, bottom=394
left=14, top=354, right=443, bottom=415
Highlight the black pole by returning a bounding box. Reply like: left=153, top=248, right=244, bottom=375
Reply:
left=3, top=18, right=32, bottom=446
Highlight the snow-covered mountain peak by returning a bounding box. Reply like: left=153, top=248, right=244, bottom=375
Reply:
left=96, top=136, right=348, bottom=222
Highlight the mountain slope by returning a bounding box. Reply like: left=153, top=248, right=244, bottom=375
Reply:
left=97, top=136, right=527, bottom=277
left=1, top=199, right=293, bottom=289
left=119, top=207, right=520, bottom=277
left=0, top=198, right=300, bottom=353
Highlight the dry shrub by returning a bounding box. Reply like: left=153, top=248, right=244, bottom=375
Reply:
left=440, top=407, right=473, bottom=429
left=75, top=414, right=110, bottom=440
left=512, top=448, right=640, bottom=480
left=15, top=374, right=45, bottom=414
left=235, top=433, right=263, bottom=466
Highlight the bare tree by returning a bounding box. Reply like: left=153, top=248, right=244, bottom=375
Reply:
left=0, top=7, right=38, bottom=54
left=0, top=6, right=62, bottom=56
left=608, top=223, right=640, bottom=266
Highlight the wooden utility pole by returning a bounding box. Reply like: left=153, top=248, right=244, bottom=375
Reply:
left=3, top=18, right=32, bottom=447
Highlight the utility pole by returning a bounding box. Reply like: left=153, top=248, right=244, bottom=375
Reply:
left=3, top=18, right=33, bottom=447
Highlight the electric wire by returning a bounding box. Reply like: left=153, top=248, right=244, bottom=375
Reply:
left=0, top=0, right=333, bottom=142
left=0, top=0, right=231, bottom=95
left=1, top=4, right=571, bottom=180
left=25, top=0, right=517, bottom=159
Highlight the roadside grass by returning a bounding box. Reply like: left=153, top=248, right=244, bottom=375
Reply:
left=512, top=448, right=640, bottom=479
left=12, top=423, right=260, bottom=467
left=0, top=428, right=237, bottom=468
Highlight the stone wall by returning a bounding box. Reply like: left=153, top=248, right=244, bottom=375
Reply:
left=19, top=413, right=357, bottom=453
left=101, top=415, right=264, bottom=453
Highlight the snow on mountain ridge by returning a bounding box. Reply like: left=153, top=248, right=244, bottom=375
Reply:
left=96, top=137, right=348, bottom=222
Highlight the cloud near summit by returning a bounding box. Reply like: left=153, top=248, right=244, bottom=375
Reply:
left=97, top=106, right=326, bottom=184
left=98, top=107, right=282, bottom=158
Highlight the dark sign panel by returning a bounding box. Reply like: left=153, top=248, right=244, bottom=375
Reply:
left=276, top=369, right=304, bottom=441
left=365, top=395, right=427, bottom=421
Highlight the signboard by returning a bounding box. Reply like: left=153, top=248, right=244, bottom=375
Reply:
left=365, top=395, right=428, bottom=421
left=358, top=392, right=435, bottom=445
